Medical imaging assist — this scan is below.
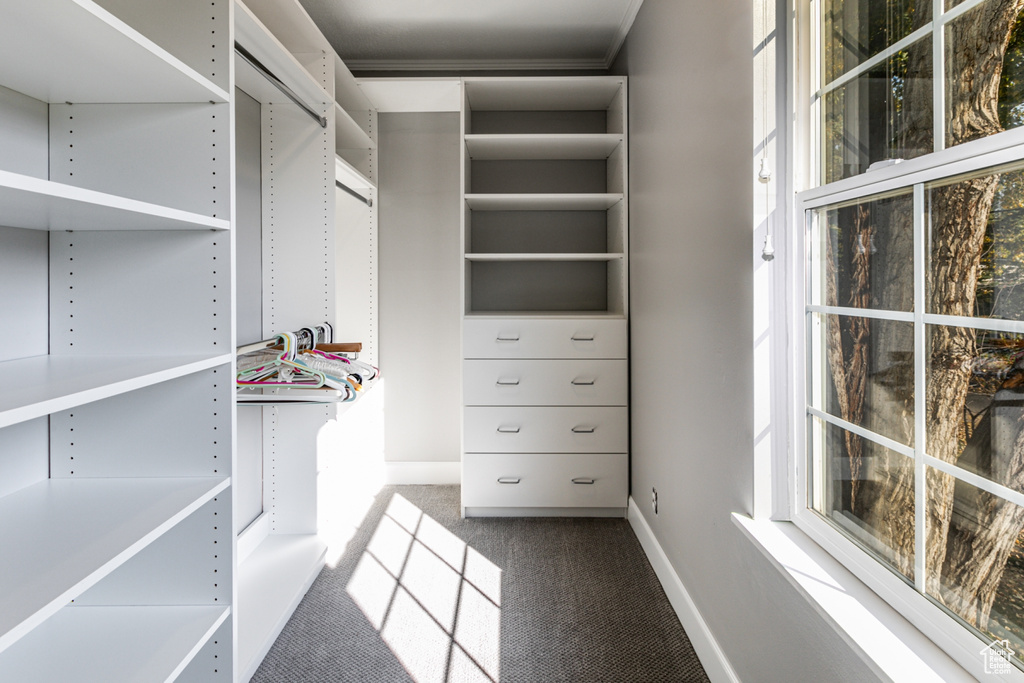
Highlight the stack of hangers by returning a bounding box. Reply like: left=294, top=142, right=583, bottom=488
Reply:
left=236, top=330, right=379, bottom=402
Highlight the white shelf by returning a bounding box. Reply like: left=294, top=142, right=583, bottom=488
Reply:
left=0, top=477, right=230, bottom=654
left=238, top=534, right=327, bottom=680
left=235, top=0, right=331, bottom=110
left=0, top=170, right=229, bottom=232
left=335, top=156, right=376, bottom=195
left=463, top=77, right=624, bottom=112
left=465, top=134, right=622, bottom=160
left=0, top=605, right=228, bottom=682
left=0, top=354, right=231, bottom=430
left=335, top=102, right=376, bottom=150
left=237, top=388, right=348, bottom=405
left=465, top=311, right=628, bottom=319
left=466, top=253, right=624, bottom=262
left=0, top=0, right=228, bottom=104
left=465, top=194, right=624, bottom=211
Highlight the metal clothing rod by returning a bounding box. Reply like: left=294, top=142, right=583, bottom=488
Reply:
left=234, top=42, right=327, bottom=129
left=336, top=180, right=372, bottom=206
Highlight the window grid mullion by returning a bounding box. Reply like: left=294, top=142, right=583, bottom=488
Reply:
left=913, top=182, right=927, bottom=594
left=819, top=23, right=934, bottom=96
left=807, top=406, right=916, bottom=460
left=933, top=0, right=946, bottom=154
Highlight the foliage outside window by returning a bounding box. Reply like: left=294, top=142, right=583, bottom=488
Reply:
left=807, top=0, right=1024, bottom=673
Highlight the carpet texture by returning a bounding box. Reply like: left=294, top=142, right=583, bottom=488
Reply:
left=251, top=485, right=711, bottom=682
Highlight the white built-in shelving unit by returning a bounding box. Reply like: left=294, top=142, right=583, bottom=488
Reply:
left=231, top=0, right=378, bottom=679
left=461, top=77, right=630, bottom=517
left=0, top=0, right=234, bottom=679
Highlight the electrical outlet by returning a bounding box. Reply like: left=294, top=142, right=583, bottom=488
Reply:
left=651, top=487, right=658, bottom=514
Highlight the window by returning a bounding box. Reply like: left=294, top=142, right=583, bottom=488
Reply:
left=797, top=0, right=1024, bottom=677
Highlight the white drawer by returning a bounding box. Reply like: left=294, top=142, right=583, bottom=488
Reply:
left=463, top=318, right=627, bottom=359
left=462, top=453, right=628, bottom=508
left=463, top=359, right=627, bottom=406
left=464, top=406, right=627, bottom=453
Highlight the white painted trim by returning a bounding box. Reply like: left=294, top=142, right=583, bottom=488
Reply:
left=734, top=514, right=975, bottom=682
left=344, top=58, right=608, bottom=72
left=384, top=461, right=461, bottom=485
left=604, top=0, right=645, bottom=68
left=626, top=497, right=739, bottom=683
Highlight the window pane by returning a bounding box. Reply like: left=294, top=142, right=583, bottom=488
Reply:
left=926, top=469, right=1024, bottom=664
left=812, top=313, right=915, bottom=445
left=823, top=0, right=929, bottom=83
left=812, top=192, right=914, bottom=311
left=929, top=166, right=1024, bottom=320
left=945, top=5, right=1024, bottom=148
left=823, top=38, right=933, bottom=184
left=811, top=417, right=916, bottom=580
left=927, top=326, right=1024, bottom=490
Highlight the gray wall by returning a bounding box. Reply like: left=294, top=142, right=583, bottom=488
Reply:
left=617, top=1, right=880, bottom=680
left=378, top=112, right=462, bottom=463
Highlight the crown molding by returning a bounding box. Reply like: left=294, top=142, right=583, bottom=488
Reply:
left=344, top=57, right=610, bottom=72
left=605, top=0, right=644, bottom=67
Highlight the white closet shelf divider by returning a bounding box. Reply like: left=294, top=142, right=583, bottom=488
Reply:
left=0, top=476, right=230, bottom=654
left=0, top=605, right=229, bottom=682
left=465, top=253, right=624, bottom=262
left=465, top=194, right=623, bottom=211
left=0, top=0, right=228, bottom=104
left=334, top=102, right=376, bottom=150
left=0, top=170, right=230, bottom=232
left=0, top=354, right=231, bottom=430
left=464, top=134, right=622, bottom=160
left=235, top=0, right=332, bottom=111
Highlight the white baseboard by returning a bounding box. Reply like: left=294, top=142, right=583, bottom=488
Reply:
left=627, top=497, right=739, bottom=683
left=385, top=460, right=461, bottom=485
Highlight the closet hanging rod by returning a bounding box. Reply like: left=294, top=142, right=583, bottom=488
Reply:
left=234, top=42, right=327, bottom=129
left=336, top=180, right=372, bottom=207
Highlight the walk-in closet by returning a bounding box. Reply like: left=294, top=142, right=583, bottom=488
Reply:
left=0, top=0, right=636, bottom=680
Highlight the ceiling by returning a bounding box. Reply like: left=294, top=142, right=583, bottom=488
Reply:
left=296, top=0, right=644, bottom=71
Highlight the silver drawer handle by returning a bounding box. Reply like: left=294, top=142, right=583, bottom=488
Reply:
left=497, top=426, right=521, bottom=434
left=572, top=426, right=596, bottom=434
left=571, top=378, right=596, bottom=386
left=496, top=379, right=521, bottom=386
left=572, top=477, right=595, bottom=485
left=571, top=335, right=595, bottom=342
left=496, top=335, right=520, bottom=342
left=498, top=477, right=521, bottom=484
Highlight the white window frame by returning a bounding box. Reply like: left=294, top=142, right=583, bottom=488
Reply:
left=787, top=0, right=1024, bottom=679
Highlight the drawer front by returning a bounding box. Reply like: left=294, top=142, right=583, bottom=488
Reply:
left=464, top=406, right=627, bottom=453
left=462, top=453, right=628, bottom=508
left=463, top=318, right=627, bottom=359
left=463, top=359, right=627, bottom=406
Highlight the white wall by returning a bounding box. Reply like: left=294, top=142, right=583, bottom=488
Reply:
left=617, top=1, right=880, bottom=679
left=378, top=112, right=463, bottom=464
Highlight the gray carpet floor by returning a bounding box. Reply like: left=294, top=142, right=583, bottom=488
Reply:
left=252, top=485, right=710, bottom=682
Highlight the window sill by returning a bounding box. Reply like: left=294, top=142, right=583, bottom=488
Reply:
left=731, top=513, right=974, bottom=683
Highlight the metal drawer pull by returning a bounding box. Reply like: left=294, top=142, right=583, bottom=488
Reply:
left=496, top=335, right=520, bottom=342
left=572, top=478, right=596, bottom=485
left=572, top=426, right=596, bottom=434
left=496, top=379, right=521, bottom=386
left=571, top=334, right=595, bottom=342
left=497, top=426, right=521, bottom=434
left=571, top=378, right=596, bottom=386
left=498, top=477, right=521, bottom=484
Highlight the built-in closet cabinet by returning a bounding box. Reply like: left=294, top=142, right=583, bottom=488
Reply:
left=0, top=0, right=234, bottom=680
left=461, top=77, right=629, bottom=517
left=231, top=0, right=378, bottom=679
